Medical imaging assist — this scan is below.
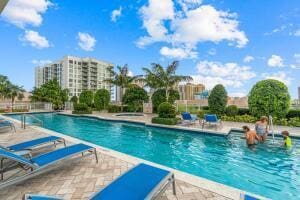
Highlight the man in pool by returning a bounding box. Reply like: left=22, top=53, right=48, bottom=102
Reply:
left=242, top=126, right=261, bottom=148
left=281, top=130, right=292, bottom=148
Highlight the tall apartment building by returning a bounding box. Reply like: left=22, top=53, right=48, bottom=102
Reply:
left=35, top=56, right=113, bottom=98
left=178, top=83, right=205, bottom=100
left=298, top=87, right=300, bottom=100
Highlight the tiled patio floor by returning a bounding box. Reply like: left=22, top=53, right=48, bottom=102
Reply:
left=0, top=124, right=231, bottom=200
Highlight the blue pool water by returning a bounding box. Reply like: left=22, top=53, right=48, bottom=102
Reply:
left=7, top=113, right=300, bottom=199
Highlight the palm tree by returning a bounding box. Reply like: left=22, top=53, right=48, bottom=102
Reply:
left=142, top=61, right=193, bottom=101
left=0, top=75, right=10, bottom=100
left=6, top=84, right=25, bottom=106
left=104, top=64, right=141, bottom=109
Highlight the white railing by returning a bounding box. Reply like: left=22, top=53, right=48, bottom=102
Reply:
left=0, top=102, right=53, bottom=112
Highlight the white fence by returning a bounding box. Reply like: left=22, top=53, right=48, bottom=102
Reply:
left=0, top=102, right=53, bottom=112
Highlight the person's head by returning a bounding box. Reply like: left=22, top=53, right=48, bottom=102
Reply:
left=242, top=126, right=250, bottom=133
left=260, top=116, right=268, bottom=123
left=281, top=131, right=289, bottom=138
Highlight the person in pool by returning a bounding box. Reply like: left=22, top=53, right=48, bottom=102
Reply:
left=255, top=116, right=269, bottom=142
left=281, top=131, right=292, bottom=148
left=242, top=126, right=261, bottom=148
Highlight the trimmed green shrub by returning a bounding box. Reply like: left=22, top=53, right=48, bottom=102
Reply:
left=225, top=105, right=238, bottom=117
left=208, top=84, right=227, bottom=115
left=94, top=89, right=110, bottom=111
left=108, top=105, right=122, bottom=113
left=221, top=115, right=257, bottom=123
left=248, top=79, right=290, bottom=118
left=201, top=106, right=209, bottom=111
left=72, top=103, right=92, bottom=114
left=12, top=108, right=29, bottom=112
left=152, top=117, right=178, bottom=125
left=286, top=110, right=300, bottom=119
left=152, top=89, right=179, bottom=112
left=70, top=96, right=78, bottom=104
left=79, top=90, right=94, bottom=107
left=197, top=110, right=211, bottom=119
left=288, top=117, right=300, bottom=127
left=238, top=108, right=250, bottom=115
left=158, top=102, right=176, bottom=118
left=122, top=85, right=148, bottom=112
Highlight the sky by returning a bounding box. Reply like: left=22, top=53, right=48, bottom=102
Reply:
left=0, top=0, right=300, bottom=98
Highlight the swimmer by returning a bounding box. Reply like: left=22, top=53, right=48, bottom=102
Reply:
left=281, top=131, right=292, bottom=148
left=242, top=126, right=261, bottom=148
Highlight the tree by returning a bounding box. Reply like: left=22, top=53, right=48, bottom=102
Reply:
left=122, top=84, right=148, bottom=112
left=0, top=75, right=10, bottom=100
left=7, top=84, right=25, bottom=105
left=70, top=96, right=78, bottom=104
left=248, top=79, right=290, bottom=118
left=79, top=90, right=94, bottom=107
left=208, top=84, right=227, bottom=115
left=142, top=61, right=192, bottom=101
left=31, top=79, right=68, bottom=110
left=104, top=64, right=141, bottom=110
left=94, top=89, right=110, bottom=111
left=152, top=89, right=180, bottom=112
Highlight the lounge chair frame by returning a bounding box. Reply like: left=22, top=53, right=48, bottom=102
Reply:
left=0, top=145, right=98, bottom=189
left=89, top=164, right=176, bottom=200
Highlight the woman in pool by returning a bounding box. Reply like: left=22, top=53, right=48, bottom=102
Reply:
left=255, top=116, right=269, bottom=142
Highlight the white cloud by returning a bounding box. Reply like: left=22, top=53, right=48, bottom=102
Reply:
left=111, top=7, right=122, bottom=22
left=295, top=29, right=300, bottom=36
left=137, top=0, right=174, bottom=47
left=160, top=46, right=197, bottom=59
left=262, top=71, right=292, bottom=86
left=77, top=32, right=96, bottom=51
left=2, top=0, right=52, bottom=28
left=191, top=60, right=256, bottom=89
left=20, top=30, right=50, bottom=49
left=290, top=54, right=300, bottom=69
left=207, top=48, right=216, bottom=55
left=138, top=1, right=248, bottom=58
left=32, top=59, right=52, bottom=65
left=243, top=55, right=254, bottom=63
left=128, top=70, right=134, bottom=77
left=267, top=55, right=284, bottom=67
left=171, top=5, right=248, bottom=48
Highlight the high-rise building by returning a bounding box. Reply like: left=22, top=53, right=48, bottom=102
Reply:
left=35, top=56, right=113, bottom=98
left=178, top=83, right=205, bottom=100
left=298, top=87, right=300, bottom=100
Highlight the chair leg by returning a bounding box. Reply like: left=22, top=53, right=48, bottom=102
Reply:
left=63, top=139, right=66, bottom=147
left=0, top=158, right=4, bottom=180
left=94, top=149, right=98, bottom=163
left=172, top=174, right=176, bottom=195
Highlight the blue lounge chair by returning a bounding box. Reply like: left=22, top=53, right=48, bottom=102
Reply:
left=240, top=193, right=260, bottom=200
left=0, top=143, right=98, bottom=185
left=0, top=120, right=15, bottom=132
left=202, top=114, right=222, bottom=129
left=181, top=112, right=198, bottom=125
left=23, top=163, right=176, bottom=200
left=2, top=136, right=66, bottom=152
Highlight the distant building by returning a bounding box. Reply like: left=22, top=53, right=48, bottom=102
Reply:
left=227, top=97, right=248, bottom=108
left=35, top=56, right=113, bottom=98
left=178, top=83, right=205, bottom=100
left=298, top=87, right=300, bottom=100
left=194, top=90, right=210, bottom=100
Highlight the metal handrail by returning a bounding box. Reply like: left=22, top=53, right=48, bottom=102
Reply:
left=21, top=114, right=43, bottom=129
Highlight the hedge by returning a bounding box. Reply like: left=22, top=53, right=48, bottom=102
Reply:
left=286, top=110, right=300, bottom=119
left=72, top=103, right=92, bottom=114
left=152, top=117, right=178, bottom=125
left=108, top=105, right=122, bottom=113
left=158, top=102, right=176, bottom=118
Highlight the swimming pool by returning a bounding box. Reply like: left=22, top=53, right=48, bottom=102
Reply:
left=7, top=113, right=300, bottom=199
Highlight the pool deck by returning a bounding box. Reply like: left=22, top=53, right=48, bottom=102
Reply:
left=81, top=111, right=300, bottom=137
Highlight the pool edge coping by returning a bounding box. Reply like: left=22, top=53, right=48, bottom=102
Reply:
left=1, top=114, right=269, bottom=200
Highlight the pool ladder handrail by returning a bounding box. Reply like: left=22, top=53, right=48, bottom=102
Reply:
left=269, top=115, right=275, bottom=143
left=21, top=114, right=43, bottom=129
